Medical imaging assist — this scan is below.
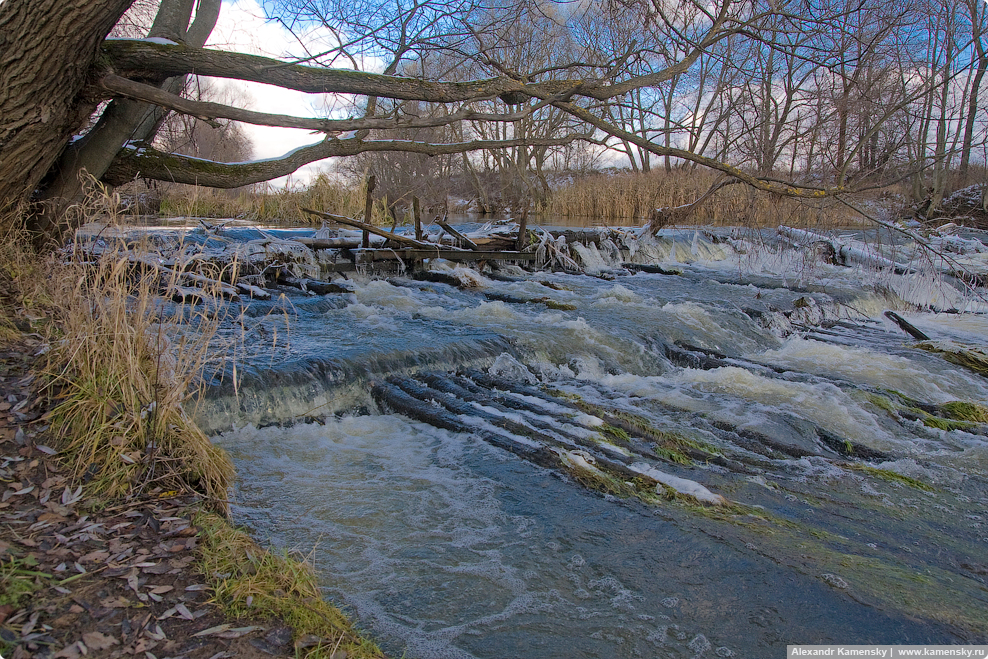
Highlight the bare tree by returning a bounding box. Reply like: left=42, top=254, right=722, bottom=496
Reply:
left=2, top=0, right=985, bottom=241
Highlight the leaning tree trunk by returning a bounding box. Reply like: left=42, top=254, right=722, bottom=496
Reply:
left=38, top=0, right=222, bottom=228
left=0, top=0, right=135, bottom=222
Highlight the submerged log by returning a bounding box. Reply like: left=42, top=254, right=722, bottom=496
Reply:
left=412, top=271, right=462, bottom=287
left=884, top=310, right=931, bottom=341
left=623, top=262, right=682, bottom=275
left=277, top=275, right=350, bottom=295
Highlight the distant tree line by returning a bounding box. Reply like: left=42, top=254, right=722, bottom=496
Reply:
left=1, top=0, right=985, bottom=240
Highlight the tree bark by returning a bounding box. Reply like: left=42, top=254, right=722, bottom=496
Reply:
left=103, top=136, right=584, bottom=189
left=35, top=0, right=222, bottom=234
left=0, top=0, right=135, bottom=216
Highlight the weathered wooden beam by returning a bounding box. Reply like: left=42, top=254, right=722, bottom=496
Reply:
left=436, top=219, right=479, bottom=250
left=301, top=208, right=435, bottom=248
left=362, top=175, right=375, bottom=248
left=355, top=248, right=537, bottom=262
left=413, top=196, right=423, bottom=241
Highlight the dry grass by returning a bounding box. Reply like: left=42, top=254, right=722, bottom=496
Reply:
left=195, top=511, right=384, bottom=658
left=543, top=169, right=857, bottom=227
left=152, top=168, right=867, bottom=229
left=0, top=184, right=234, bottom=508
left=41, top=250, right=234, bottom=507
left=157, top=175, right=392, bottom=225
left=0, top=188, right=388, bottom=654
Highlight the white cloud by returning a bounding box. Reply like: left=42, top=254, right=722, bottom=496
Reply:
left=203, top=0, right=354, bottom=185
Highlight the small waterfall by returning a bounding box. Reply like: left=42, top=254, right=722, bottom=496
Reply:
left=196, top=335, right=518, bottom=434
left=200, top=222, right=988, bottom=656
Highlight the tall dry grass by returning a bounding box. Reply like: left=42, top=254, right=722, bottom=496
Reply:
left=1, top=185, right=234, bottom=509
left=543, top=169, right=857, bottom=228
left=42, top=250, right=234, bottom=507
left=157, top=174, right=394, bottom=225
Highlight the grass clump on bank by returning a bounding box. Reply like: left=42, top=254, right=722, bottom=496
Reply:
left=42, top=249, right=234, bottom=506
left=195, top=512, right=384, bottom=658
left=552, top=389, right=718, bottom=466
left=1, top=193, right=384, bottom=654
left=846, top=464, right=935, bottom=491
left=0, top=554, right=46, bottom=608
left=915, top=342, right=988, bottom=377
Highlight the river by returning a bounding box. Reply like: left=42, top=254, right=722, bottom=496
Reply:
left=195, top=224, right=988, bottom=658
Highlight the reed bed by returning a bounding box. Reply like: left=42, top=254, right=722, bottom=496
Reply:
left=157, top=175, right=392, bottom=225
left=543, top=169, right=855, bottom=228
left=148, top=168, right=872, bottom=229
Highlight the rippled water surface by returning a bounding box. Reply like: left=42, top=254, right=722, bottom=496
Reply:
left=206, top=227, right=988, bottom=657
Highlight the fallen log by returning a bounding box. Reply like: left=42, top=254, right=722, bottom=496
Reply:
left=236, top=282, right=272, bottom=299
left=131, top=254, right=241, bottom=300
left=778, top=226, right=913, bottom=274
left=167, top=285, right=207, bottom=304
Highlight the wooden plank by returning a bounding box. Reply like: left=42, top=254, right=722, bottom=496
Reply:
left=302, top=208, right=437, bottom=248
left=436, top=219, right=479, bottom=250
left=362, top=175, right=375, bottom=248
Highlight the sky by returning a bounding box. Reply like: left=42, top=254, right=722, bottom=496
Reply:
left=203, top=0, right=358, bottom=186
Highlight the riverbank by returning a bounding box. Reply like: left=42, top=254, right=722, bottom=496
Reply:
left=0, top=229, right=384, bottom=658
left=0, top=335, right=383, bottom=659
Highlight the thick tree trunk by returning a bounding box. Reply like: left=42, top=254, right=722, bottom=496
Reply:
left=0, top=0, right=134, bottom=217
left=37, top=0, right=222, bottom=232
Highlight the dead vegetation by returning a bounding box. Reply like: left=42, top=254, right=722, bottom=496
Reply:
left=0, top=191, right=384, bottom=658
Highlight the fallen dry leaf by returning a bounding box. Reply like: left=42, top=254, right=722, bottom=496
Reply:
left=78, top=550, right=110, bottom=563
left=100, top=596, right=131, bottom=609
left=81, top=631, right=118, bottom=650
left=216, top=626, right=265, bottom=639
left=52, top=641, right=84, bottom=659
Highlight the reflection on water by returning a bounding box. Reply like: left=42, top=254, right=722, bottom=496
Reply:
left=208, top=228, right=988, bottom=657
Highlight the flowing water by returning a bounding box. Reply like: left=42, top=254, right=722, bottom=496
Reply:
left=200, top=227, right=988, bottom=658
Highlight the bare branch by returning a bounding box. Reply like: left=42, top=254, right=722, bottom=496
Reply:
left=103, top=134, right=592, bottom=187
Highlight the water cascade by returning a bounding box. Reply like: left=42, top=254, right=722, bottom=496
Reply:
left=182, top=223, right=988, bottom=657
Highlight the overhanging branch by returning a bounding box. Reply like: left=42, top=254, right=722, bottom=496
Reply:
left=101, top=39, right=721, bottom=104
left=103, top=134, right=591, bottom=187
left=99, top=74, right=547, bottom=133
